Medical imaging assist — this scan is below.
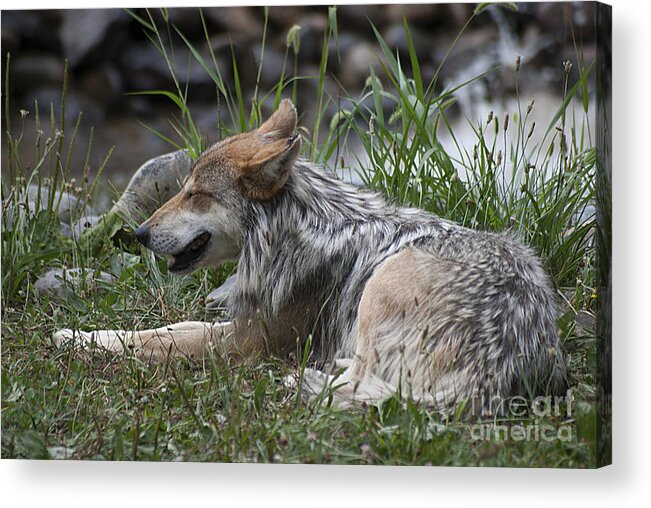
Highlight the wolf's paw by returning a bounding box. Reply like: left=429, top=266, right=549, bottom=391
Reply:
left=284, top=368, right=350, bottom=406
left=281, top=368, right=331, bottom=401
left=301, top=368, right=334, bottom=396
left=53, top=328, right=88, bottom=347
left=53, top=328, right=119, bottom=350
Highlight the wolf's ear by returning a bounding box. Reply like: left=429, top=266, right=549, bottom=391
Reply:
left=240, top=133, right=301, bottom=201
left=257, top=99, right=297, bottom=140
left=239, top=100, right=300, bottom=200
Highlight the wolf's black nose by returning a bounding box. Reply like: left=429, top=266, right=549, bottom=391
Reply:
left=135, top=224, right=150, bottom=247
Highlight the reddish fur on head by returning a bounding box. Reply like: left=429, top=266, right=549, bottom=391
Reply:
left=206, top=99, right=302, bottom=201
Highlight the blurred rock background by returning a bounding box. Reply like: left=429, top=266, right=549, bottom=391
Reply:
left=1, top=3, right=598, bottom=210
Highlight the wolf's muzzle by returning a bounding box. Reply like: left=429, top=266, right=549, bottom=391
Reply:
left=135, top=224, right=150, bottom=247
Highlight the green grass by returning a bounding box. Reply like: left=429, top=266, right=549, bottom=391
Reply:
left=2, top=7, right=601, bottom=466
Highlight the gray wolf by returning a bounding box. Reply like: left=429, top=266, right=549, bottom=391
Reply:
left=55, top=99, right=567, bottom=414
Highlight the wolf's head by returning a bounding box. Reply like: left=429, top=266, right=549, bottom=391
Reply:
left=135, top=99, right=301, bottom=274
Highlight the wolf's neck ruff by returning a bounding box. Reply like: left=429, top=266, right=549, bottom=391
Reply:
left=232, top=159, right=453, bottom=360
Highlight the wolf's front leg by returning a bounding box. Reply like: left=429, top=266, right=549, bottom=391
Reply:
left=54, top=321, right=235, bottom=362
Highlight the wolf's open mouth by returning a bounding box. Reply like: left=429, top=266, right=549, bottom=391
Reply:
left=168, top=232, right=211, bottom=273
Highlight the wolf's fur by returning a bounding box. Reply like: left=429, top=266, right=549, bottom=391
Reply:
left=55, top=99, right=567, bottom=414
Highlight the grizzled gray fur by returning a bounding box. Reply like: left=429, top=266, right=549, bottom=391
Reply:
left=230, top=159, right=567, bottom=413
